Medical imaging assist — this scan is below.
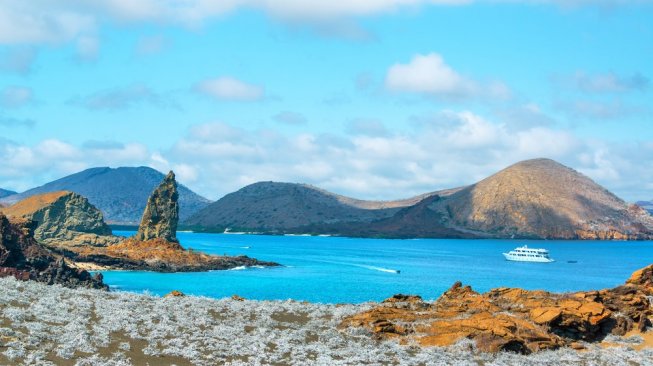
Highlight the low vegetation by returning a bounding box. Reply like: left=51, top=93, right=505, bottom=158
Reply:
left=1, top=278, right=652, bottom=366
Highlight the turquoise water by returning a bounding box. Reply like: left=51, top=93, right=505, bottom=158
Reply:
left=102, top=231, right=653, bottom=304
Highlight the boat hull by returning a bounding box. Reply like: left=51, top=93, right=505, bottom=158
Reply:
left=503, top=253, right=555, bottom=263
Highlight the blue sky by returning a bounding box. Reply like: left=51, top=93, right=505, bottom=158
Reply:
left=1, top=1, right=652, bottom=202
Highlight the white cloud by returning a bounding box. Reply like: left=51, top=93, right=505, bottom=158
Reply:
left=195, top=77, right=265, bottom=102
left=0, top=86, right=33, bottom=108
left=3, top=111, right=653, bottom=202
left=70, top=84, right=178, bottom=110
left=385, top=53, right=510, bottom=99
left=0, top=0, right=646, bottom=45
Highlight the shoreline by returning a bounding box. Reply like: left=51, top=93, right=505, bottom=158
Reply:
left=1, top=277, right=652, bottom=366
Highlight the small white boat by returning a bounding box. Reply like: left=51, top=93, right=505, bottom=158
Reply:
left=503, top=245, right=554, bottom=263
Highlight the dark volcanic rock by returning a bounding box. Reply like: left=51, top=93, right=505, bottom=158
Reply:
left=135, top=171, right=179, bottom=243
left=0, top=213, right=106, bottom=289
left=184, top=181, right=461, bottom=232
left=1, top=191, right=120, bottom=249
left=0, top=166, right=211, bottom=224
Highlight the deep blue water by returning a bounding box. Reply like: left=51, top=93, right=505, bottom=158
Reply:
left=101, top=231, right=653, bottom=303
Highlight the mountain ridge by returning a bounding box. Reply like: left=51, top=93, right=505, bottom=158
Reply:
left=1, top=167, right=211, bottom=224
left=0, top=188, right=17, bottom=199
left=183, top=181, right=461, bottom=231
left=185, top=158, right=653, bottom=240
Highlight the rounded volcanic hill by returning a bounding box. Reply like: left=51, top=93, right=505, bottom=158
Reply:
left=433, top=158, right=653, bottom=239
left=183, top=182, right=415, bottom=231
left=0, top=167, right=211, bottom=224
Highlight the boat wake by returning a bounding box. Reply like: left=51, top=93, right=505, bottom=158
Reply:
left=358, top=265, right=401, bottom=274
left=228, top=265, right=265, bottom=271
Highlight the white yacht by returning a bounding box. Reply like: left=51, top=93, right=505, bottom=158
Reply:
left=503, top=245, right=554, bottom=263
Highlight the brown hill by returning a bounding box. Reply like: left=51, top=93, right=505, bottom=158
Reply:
left=432, top=158, right=653, bottom=239
left=1, top=191, right=120, bottom=248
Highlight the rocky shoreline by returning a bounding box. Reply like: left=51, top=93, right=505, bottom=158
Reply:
left=1, top=266, right=652, bottom=366
left=0, top=171, right=279, bottom=279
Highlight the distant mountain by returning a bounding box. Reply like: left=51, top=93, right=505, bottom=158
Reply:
left=0, top=188, right=17, bottom=199
left=1, top=167, right=211, bottom=224
left=183, top=181, right=460, bottom=231
left=430, top=158, right=653, bottom=239
left=636, top=200, right=653, bottom=214
left=185, top=159, right=653, bottom=240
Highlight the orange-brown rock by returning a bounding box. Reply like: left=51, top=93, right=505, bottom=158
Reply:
left=164, top=290, right=185, bottom=297
left=341, top=264, right=653, bottom=354
left=71, top=237, right=278, bottom=272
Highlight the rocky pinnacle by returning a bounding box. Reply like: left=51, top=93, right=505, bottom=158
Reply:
left=135, top=171, right=179, bottom=243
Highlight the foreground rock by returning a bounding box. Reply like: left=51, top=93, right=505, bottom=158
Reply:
left=341, top=264, right=653, bottom=354
left=1, top=277, right=652, bottom=366
left=0, top=213, right=106, bottom=289
left=0, top=191, right=121, bottom=249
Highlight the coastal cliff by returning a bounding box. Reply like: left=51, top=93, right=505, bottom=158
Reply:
left=0, top=191, right=121, bottom=249
left=0, top=213, right=106, bottom=289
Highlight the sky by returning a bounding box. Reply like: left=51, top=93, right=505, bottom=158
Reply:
left=0, top=0, right=652, bottom=202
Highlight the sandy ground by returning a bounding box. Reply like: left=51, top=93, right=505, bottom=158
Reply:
left=1, top=277, right=652, bottom=366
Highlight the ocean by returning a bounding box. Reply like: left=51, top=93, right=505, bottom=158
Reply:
left=102, top=230, right=653, bottom=303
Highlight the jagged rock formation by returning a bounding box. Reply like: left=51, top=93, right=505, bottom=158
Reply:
left=135, top=171, right=179, bottom=243
left=342, top=264, right=653, bottom=354
left=0, top=213, right=106, bottom=289
left=0, top=191, right=120, bottom=249
left=431, top=159, right=653, bottom=239
left=0, top=188, right=16, bottom=199
left=56, top=171, right=280, bottom=272
left=0, top=166, right=211, bottom=224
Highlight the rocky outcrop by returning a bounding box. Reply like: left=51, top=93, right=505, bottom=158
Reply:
left=0, top=191, right=121, bottom=249
left=135, top=171, right=179, bottom=243
left=341, top=265, right=653, bottom=354
left=70, top=237, right=279, bottom=272
left=0, top=213, right=106, bottom=289
left=55, top=171, right=281, bottom=272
